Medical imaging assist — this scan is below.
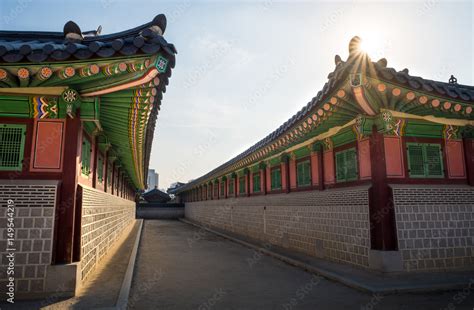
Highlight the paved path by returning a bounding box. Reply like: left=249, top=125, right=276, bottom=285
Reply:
left=130, top=220, right=474, bottom=310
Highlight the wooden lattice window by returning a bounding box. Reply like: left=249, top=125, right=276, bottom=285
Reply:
left=407, top=143, right=444, bottom=178
left=97, top=155, right=104, bottom=183
left=220, top=181, right=225, bottom=197
left=253, top=172, right=261, bottom=193
left=0, top=124, right=26, bottom=171
left=271, top=167, right=282, bottom=190
left=335, top=148, right=358, bottom=182
left=296, top=159, right=311, bottom=187
left=239, top=177, right=245, bottom=194
left=81, top=137, right=91, bottom=176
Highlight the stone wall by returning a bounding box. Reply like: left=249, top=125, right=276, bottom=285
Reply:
left=185, top=186, right=371, bottom=268
left=80, top=185, right=135, bottom=281
left=392, top=184, right=474, bottom=271
left=0, top=180, right=57, bottom=295
left=136, top=206, right=184, bottom=219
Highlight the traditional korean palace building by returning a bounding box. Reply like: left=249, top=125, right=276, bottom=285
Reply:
left=0, top=15, right=175, bottom=298
left=174, top=37, right=474, bottom=273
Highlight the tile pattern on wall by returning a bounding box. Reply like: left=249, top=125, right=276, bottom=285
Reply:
left=392, top=184, right=474, bottom=271
left=0, top=182, right=57, bottom=294
left=80, top=186, right=135, bottom=280
left=185, top=186, right=371, bottom=268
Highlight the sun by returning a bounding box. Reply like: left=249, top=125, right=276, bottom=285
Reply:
left=360, top=37, right=382, bottom=57
left=354, top=31, right=388, bottom=59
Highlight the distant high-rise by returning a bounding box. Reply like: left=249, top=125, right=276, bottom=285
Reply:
left=146, top=169, right=159, bottom=192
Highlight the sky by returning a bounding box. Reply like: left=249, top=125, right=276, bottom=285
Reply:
left=1, top=0, right=472, bottom=189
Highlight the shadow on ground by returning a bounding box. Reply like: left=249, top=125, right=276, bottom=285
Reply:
left=0, top=222, right=139, bottom=310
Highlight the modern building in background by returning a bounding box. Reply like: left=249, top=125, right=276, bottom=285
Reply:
left=173, top=37, right=474, bottom=274
left=0, top=14, right=176, bottom=298
left=146, top=169, right=159, bottom=192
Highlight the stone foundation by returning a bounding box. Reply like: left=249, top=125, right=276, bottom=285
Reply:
left=185, top=186, right=371, bottom=268
left=0, top=181, right=137, bottom=299
left=0, top=180, right=58, bottom=297
left=186, top=184, right=474, bottom=272
left=392, top=184, right=474, bottom=271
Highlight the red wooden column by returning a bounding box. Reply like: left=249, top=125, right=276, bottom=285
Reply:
left=246, top=170, right=250, bottom=197
left=120, top=172, right=125, bottom=198
left=369, top=126, right=398, bottom=251
left=261, top=164, right=267, bottom=195
left=111, top=162, right=116, bottom=195
left=316, top=144, right=325, bottom=190
left=265, top=166, right=271, bottom=194
left=120, top=171, right=123, bottom=196
left=210, top=182, right=213, bottom=200
left=289, top=155, right=297, bottom=190
left=463, top=137, right=474, bottom=186
left=224, top=178, right=228, bottom=199
left=117, top=170, right=120, bottom=197
left=116, top=168, right=120, bottom=196
left=323, top=148, right=335, bottom=187
left=54, top=115, right=82, bottom=264
left=103, top=150, right=109, bottom=193
left=91, top=135, right=98, bottom=189
left=234, top=176, right=238, bottom=198
left=121, top=174, right=125, bottom=197
left=116, top=169, right=120, bottom=196
left=114, top=169, right=118, bottom=196
left=281, top=154, right=290, bottom=193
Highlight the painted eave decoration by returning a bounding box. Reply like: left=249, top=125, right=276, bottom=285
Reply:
left=0, top=14, right=177, bottom=190
left=174, top=36, right=474, bottom=194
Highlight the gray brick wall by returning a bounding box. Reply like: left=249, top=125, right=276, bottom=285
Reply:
left=0, top=180, right=57, bottom=294
left=392, top=184, right=474, bottom=271
left=136, top=207, right=184, bottom=219
left=80, top=186, right=135, bottom=280
left=185, top=186, right=371, bottom=268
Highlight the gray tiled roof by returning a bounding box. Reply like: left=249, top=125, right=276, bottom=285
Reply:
left=173, top=47, right=474, bottom=193
left=0, top=14, right=177, bottom=63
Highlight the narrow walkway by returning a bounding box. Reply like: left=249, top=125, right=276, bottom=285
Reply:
left=0, top=221, right=140, bottom=310
left=130, top=220, right=474, bottom=310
